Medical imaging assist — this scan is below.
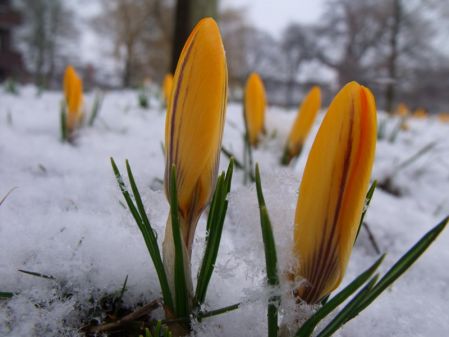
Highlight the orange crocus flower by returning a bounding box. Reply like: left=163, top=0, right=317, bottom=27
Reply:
left=282, top=86, right=321, bottom=165
left=293, top=82, right=377, bottom=304
left=244, top=73, right=266, bottom=146
left=163, top=17, right=227, bottom=293
left=163, top=73, right=174, bottom=107
left=63, top=65, right=84, bottom=134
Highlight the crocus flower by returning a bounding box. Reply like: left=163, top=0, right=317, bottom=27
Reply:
left=413, top=108, right=427, bottom=119
left=438, top=112, right=449, bottom=123
left=244, top=73, right=266, bottom=146
left=395, top=103, right=409, bottom=117
left=163, top=17, right=227, bottom=275
left=282, top=86, right=321, bottom=165
left=63, top=65, right=84, bottom=134
left=163, top=73, right=174, bottom=107
left=293, top=81, right=377, bottom=304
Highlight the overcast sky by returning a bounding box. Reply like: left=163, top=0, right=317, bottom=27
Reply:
left=223, top=0, right=325, bottom=37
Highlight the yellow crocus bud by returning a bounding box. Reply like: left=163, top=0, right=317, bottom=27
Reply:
left=413, top=108, right=427, bottom=119
left=293, top=81, right=377, bottom=304
left=63, top=65, right=84, bottom=133
left=394, top=103, right=410, bottom=132
left=437, top=112, right=449, bottom=123
left=163, top=73, right=174, bottom=107
left=163, top=18, right=227, bottom=297
left=244, top=72, right=266, bottom=146
left=282, top=86, right=321, bottom=165
left=395, top=103, right=409, bottom=117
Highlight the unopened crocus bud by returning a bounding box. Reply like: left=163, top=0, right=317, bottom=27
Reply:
left=395, top=103, right=409, bottom=117
left=293, top=81, right=377, bottom=304
left=438, top=112, right=449, bottom=123
left=63, top=65, right=84, bottom=134
left=163, top=17, right=227, bottom=286
left=282, top=86, right=321, bottom=165
left=163, top=73, right=174, bottom=107
left=413, top=108, right=427, bottom=119
left=244, top=73, right=266, bottom=146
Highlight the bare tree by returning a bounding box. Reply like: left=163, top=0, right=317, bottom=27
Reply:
left=93, top=0, right=173, bottom=87
left=310, top=0, right=443, bottom=111
left=221, top=8, right=283, bottom=88
left=382, top=0, right=440, bottom=112
left=93, top=0, right=150, bottom=87
left=220, top=8, right=249, bottom=89
left=313, top=0, right=391, bottom=87
left=281, top=24, right=316, bottom=105
left=16, top=0, right=78, bottom=87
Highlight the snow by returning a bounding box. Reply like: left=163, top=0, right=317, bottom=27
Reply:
left=1, top=86, right=448, bottom=336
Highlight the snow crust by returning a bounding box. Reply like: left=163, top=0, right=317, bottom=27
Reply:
left=1, top=86, right=448, bottom=336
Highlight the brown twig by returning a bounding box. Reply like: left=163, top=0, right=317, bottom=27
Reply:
left=82, top=299, right=162, bottom=334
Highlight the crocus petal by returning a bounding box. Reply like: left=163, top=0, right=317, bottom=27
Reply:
left=284, top=86, right=321, bottom=164
left=164, top=17, right=227, bottom=254
left=63, top=65, right=84, bottom=133
left=63, top=65, right=76, bottom=105
left=244, top=73, right=266, bottom=146
left=293, top=81, right=377, bottom=303
left=163, top=73, right=174, bottom=107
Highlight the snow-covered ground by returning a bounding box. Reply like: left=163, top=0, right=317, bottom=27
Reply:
left=1, top=86, right=448, bottom=336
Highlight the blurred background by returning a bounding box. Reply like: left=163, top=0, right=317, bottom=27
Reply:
left=1, top=0, right=448, bottom=112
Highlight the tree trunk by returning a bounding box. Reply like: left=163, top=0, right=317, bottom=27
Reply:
left=47, top=2, right=62, bottom=88
left=171, top=0, right=191, bottom=73
left=170, top=0, right=219, bottom=73
left=35, top=33, right=46, bottom=87
left=123, top=42, right=134, bottom=87
left=34, top=3, right=46, bottom=87
left=385, top=0, right=401, bottom=114
left=190, top=0, right=218, bottom=28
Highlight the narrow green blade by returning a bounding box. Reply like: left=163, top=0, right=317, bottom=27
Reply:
left=154, top=320, right=162, bottom=336
left=162, top=302, right=240, bottom=325
left=111, top=158, right=143, bottom=227
left=0, top=187, right=17, bottom=206
left=295, top=255, right=384, bottom=337
left=255, top=164, right=280, bottom=337
left=195, top=173, right=225, bottom=305
left=0, top=292, right=14, bottom=299
left=309, top=216, right=448, bottom=337
left=255, top=166, right=279, bottom=286
left=198, top=302, right=241, bottom=319
left=88, top=91, right=103, bottom=126
left=18, top=269, right=55, bottom=280
left=393, top=142, right=436, bottom=174
left=315, top=276, right=379, bottom=337
left=60, top=104, right=67, bottom=141
left=114, top=275, right=129, bottom=317
left=221, top=146, right=244, bottom=169
left=125, top=160, right=173, bottom=309
left=352, top=216, right=449, bottom=319
left=195, top=160, right=234, bottom=306
left=355, top=180, right=377, bottom=243
left=169, top=166, right=189, bottom=318
left=111, top=158, right=174, bottom=311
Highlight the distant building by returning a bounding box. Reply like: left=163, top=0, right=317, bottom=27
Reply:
left=0, top=0, right=24, bottom=81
